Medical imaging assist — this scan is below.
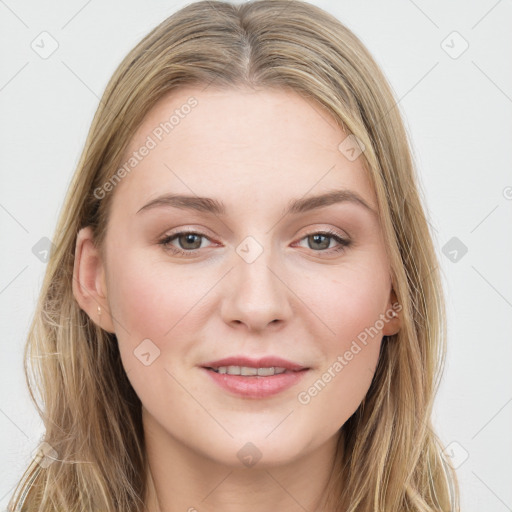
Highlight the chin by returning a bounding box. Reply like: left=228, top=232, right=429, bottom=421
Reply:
left=200, top=433, right=310, bottom=469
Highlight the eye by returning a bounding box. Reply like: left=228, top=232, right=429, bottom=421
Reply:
left=158, top=230, right=214, bottom=257
left=294, top=229, right=351, bottom=255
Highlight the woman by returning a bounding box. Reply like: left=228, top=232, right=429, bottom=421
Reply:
left=8, top=0, right=460, bottom=510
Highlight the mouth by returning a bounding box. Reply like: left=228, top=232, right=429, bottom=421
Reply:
left=203, top=365, right=307, bottom=376
left=200, top=355, right=309, bottom=373
left=199, top=357, right=310, bottom=398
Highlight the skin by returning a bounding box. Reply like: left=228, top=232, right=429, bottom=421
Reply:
left=73, top=85, right=401, bottom=512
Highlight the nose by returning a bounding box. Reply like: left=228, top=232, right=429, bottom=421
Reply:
left=220, top=244, right=293, bottom=332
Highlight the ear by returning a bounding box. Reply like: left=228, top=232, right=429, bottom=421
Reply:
left=72, top=226, right=115, bottom=333
left=382, top=286, right=402, bottom=336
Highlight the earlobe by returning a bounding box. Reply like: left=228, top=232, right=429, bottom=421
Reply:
left=72, top=226, right=115, bottom=333
left=382, top=287, right=401, bottom=336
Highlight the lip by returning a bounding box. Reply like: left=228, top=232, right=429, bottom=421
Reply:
left=200, top=356, right=310, bottom=399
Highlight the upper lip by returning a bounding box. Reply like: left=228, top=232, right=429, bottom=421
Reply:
left=201, top=356, right=308, bottom=372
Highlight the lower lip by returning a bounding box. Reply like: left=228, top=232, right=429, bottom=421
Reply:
left=201, top=367, right=309, bottom=398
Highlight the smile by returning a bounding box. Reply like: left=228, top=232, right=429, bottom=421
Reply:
left=202, top=366, right=309, bottom=398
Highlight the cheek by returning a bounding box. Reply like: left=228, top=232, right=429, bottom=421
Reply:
left=299, top=259, right=390, bottom=350
left=105, top=254, right=199, bottom=404
left=106, top=252, right=194, bottom=340
left=295, top=276, right=385, bottom=433
left=293, top=260, right=388, bottom=416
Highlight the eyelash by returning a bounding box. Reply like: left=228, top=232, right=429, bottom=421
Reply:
left=158, top=229, right=351, bottom=258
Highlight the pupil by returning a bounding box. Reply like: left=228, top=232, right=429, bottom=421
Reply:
left=310, top=234, right=329, bottom=250
left=181, top=233, right=201, bottom=249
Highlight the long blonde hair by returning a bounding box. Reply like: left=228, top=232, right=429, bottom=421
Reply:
left=9, top=1, right=460, bottom=510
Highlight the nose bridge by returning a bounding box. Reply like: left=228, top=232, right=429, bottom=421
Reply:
left=221, top=234, right=292, bottom=329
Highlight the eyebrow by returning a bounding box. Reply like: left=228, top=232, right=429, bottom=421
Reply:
left=136, top=189, right=377, bottom=217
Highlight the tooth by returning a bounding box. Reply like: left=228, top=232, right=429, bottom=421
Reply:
left=227, top=366, right=241, bottom=375
left=211, top=366, right=290, bottom=376
left=241, top=367, right=259, bottom=376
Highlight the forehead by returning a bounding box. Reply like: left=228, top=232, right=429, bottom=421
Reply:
left=110, top=85, right=377, bottom=216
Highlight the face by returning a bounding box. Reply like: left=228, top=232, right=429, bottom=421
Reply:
left=76, top=85, right=400, bottom=469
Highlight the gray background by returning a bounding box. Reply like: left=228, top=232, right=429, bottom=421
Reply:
left=1, top=1, right=511, bottom=510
